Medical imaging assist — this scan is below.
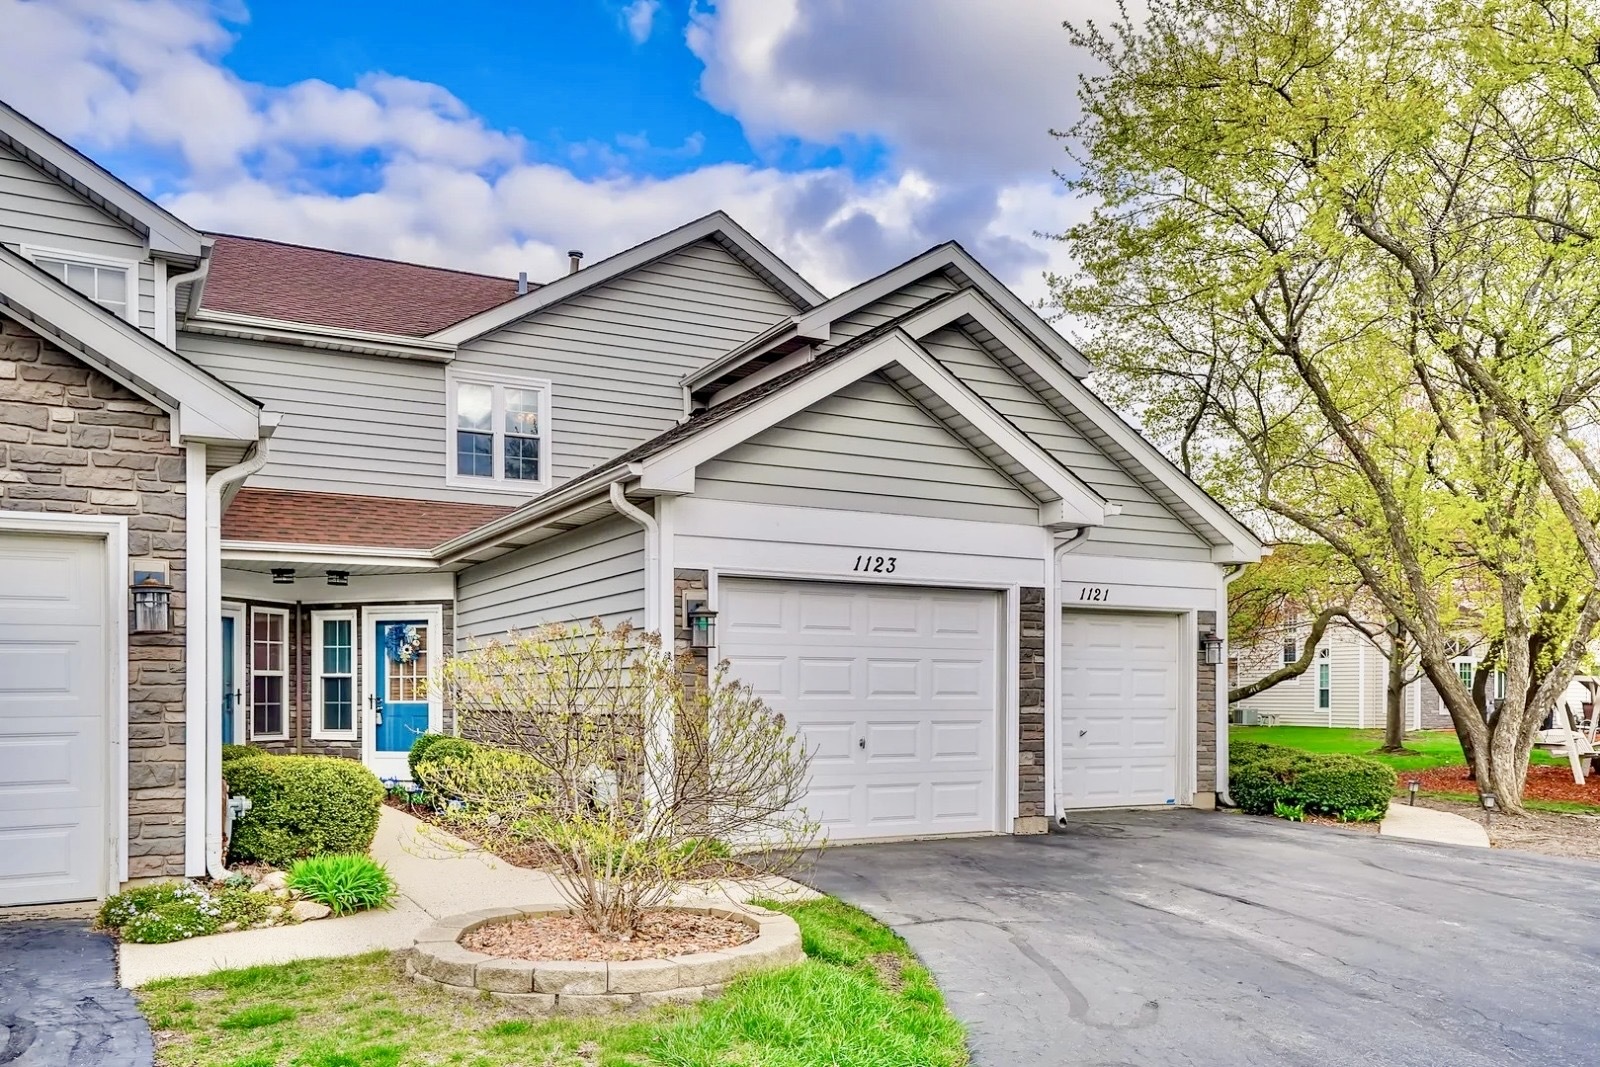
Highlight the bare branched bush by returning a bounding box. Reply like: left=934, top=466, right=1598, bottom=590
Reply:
left=438, top=620, right=817, bottom=938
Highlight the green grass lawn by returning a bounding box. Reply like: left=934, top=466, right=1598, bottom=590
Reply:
left=135, top=898, right=968, bottom=1067
left=1230, top=726, right=1564, bottom=773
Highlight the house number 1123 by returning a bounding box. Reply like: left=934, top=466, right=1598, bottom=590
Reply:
left=853, top=554, right=898, bottom=573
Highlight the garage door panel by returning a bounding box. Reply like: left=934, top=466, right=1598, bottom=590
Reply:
left=724, top=579, right=999, bottom=842
left=0, top=532, right=109, bottom=906
left=726, top=654, right=786, bottom=697
left=1060, top=611, right=1181, bottom=810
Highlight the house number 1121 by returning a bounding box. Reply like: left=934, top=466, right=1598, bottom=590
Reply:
left=1078, top=586, right=1111, bottom=602
left=853, top=554, right=898, bottom=573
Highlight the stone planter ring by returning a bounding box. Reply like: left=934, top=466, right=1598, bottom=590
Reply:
left=406, top=904, right=805, bottom=1015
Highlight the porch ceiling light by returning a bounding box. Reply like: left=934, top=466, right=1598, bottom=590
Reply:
left=685, top=598, right=718, bottom=649
left=326, top=570, right=350, bottom=587
left=1199, top=630, right=1224, bottom=665
left=271, top=568, right=295, bottom=585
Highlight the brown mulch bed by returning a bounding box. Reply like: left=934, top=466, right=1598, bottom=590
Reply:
left=384, top=795, right=562, bottom=869
left=461, top=909, right=755, bottom=962
left=1415, top=797, right=1600, bottom=860
left=1304, top=813, right=1380, bottom=833
left=1410, top=764, right=1600, bottom=806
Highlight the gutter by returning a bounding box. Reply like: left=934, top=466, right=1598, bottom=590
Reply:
left=165, top=259, right=207, bottom=347
left=1049, top=526, right=1094, bottom=831
left=608, top=482, right=661, bottom=632
left=202, top=440, right=272, bottom=879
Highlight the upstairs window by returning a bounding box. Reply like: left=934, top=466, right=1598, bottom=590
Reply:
left=447, top=371, right=551, bottom=492
left=27, top=249, right=134, bottom=321
left=1281, top=638, right=1297, bottom=667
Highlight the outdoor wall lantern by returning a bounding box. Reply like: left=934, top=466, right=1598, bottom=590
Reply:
left=271, top=568, right=295, bottom=585
left=685, top=599, right=718, bottom=649
left=326, top=569, right=350, bottom=587
left=1199, top=630, right=1224, bottom=665
left=130, top=563, right=172, bottom=634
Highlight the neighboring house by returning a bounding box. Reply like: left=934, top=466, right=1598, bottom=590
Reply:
left=0, top=97, right=1261, bottom=910
left=1232, top=617, right=1506, bottom=730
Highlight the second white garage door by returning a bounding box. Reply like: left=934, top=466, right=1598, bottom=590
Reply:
left=720, top=579, right=1000, bottom=842
left=1059, top=611, right=1182, bottom=809
left=0, top=531, right=110, bottom=906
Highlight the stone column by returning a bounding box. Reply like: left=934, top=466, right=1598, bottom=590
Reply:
left=1015, top=587, right=1048, bottom=833
left=1195, top=608, right=1218, bottom=810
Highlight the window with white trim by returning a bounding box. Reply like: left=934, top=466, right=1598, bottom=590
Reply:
left=312, top=610, right=357, bottom=738
left=27, top=250, right=135, bottom=321
left=1453, top=658, right=1475, bottom=689
left=1316, top=647, right=1331, bottom=710
left=446, top=371, right=551, bottom=491
left=1281, top=638, right=1297, bottom=667
left=250, top=607, right=288, bottom=738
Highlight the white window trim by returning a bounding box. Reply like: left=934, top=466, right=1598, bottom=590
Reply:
left=1452, top=656, right=1477, bottom=689
left=249, top=606, right=290, bottom=740
left=444, top=368, right=554, bottom=494
left=19, top=243, right=139, bottom=324
left=311, top=609, right=359, bottom=740
left=1316, top=646, right=1332, bottom=711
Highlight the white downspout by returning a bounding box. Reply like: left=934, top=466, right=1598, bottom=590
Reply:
left=609, top=482, right=661, bottom=632
left=165, top=261, right=208, bottom=347
left=202, top=441, right=271, bottom=878
left=1048, top=526, right=1092, bottom=829
left=1217, top=563, right=1246, bottom=807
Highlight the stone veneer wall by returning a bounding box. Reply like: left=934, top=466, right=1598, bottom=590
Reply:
left=0, top=318, right=189, bottom=878
left=1197, top=608, right=1218, bottom=807
left=240, top=598, right=454, bottom=760
left=1016, top=587, right=1047, bottom=833
left=674, top=569, right=711, bottom=696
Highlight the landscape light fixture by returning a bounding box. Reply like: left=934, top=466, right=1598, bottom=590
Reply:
left=130, top=568, right=172, bottom=633
left=326, top=570, right=349, bottom=587
left=1408, top=780, right=1419, bottom=806
left=271, top=568, right=295, bottom=585
left=685, top=599, right=718, bottom=649
left=1199, top=630, right=1224, bottom=665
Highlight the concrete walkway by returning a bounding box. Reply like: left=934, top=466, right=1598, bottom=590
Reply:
left=120, top=807, right=810, bottom=987
left=1380, top=802, right=1490, bottom=847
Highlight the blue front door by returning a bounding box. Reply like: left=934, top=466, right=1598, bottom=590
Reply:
left=375, top=620, right=431, bottom=756
left=220, top=615, right=236, bottom=745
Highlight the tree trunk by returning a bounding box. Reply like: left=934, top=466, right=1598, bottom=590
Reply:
left=1382, top=630, right=1407, bottom=752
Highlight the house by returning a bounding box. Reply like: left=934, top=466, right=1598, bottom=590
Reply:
left=0, top=97, right=1261, bottom=909
left=1231, top=614, right=1504, bottom=731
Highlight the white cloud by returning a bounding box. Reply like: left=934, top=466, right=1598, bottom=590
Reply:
left=0, top=0, right=1096, bottom=303
left=622, top=0, right=659, bottom=44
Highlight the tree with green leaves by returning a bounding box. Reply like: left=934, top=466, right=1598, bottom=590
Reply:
left=1054, top=0, right=1600, bottom=811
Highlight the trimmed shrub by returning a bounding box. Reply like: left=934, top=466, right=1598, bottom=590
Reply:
left=224, top=753, right=384, bottom=866
left=406, top=732, right=450, bottom=780
left=1230, top=744, right=1395, bottom=819
left=221, top=743, right=264, bottom=764
left=413, top=735, right=476, bottom=771
left=287, top=854, right=396, bottom=915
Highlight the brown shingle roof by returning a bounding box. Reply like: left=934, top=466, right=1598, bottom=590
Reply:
left=222, top=489, right=515, bottom=551
left=201, top=235, right=526, bottom=337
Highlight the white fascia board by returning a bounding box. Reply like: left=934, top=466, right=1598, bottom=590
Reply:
left=186, top=309, right=458, bottom=361
left=429, top=211, right=824, bottom=345
left=790, top=244, right=1096, bottom=378
left=0, top=250, right=261, bottom=442
left=641, top=330, right=1106, bottom=529
left=219, top=541, right=439, bottom=568
left=969, top=305, right=1262, bottom=563
left=0, top=102, right=205, bottom=258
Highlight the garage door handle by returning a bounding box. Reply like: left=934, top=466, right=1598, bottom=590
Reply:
left=858, top=738, right=866, bottom=749
left=1079, top=729, right=1088, bottom=737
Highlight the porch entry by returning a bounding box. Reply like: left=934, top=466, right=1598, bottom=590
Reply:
left=369, top=616, right=433, bottom=780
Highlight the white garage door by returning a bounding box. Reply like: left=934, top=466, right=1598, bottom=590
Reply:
left=1059, top=611, right=1181, bottom=809
left=721, top=579, right=1000, bottom=842
left=0, top=532, right=110, bottom=906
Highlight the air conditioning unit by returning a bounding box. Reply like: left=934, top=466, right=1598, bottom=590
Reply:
left=1232, top=707, right=1259, bottom=726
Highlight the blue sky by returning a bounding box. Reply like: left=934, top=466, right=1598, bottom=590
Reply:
left=0, top=0, right=1105, bottom=299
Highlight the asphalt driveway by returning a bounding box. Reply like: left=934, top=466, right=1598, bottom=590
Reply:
left=809, top=811, right=1600, bottom=1067
left=0, top=921, right=151, bottom=1066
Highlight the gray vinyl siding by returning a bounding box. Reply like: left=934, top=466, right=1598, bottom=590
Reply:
left=696, top=373, right=1038, bottom=523
left=920, top=325, right=1215, bottom=561
left=455, top=516, right=646, bottom=643
left=1234, top=623, right=1374, bottom=727
left=456, top=240, right=801, bottom=477
left=824, top=273, right=961, bottom=347
left=179, top=240, right=799, bottom=503
left=0, top=143, right=158, bottom=335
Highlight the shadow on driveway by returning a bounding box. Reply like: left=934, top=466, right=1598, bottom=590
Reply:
left=809, top=810, right=1600, bottom=1067
left=0, top=921, right=152, bottom=1066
